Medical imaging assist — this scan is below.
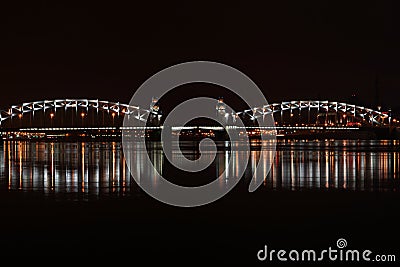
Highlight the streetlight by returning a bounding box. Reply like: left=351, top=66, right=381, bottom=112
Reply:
left=50, top=113, right=55, bottom=127
left=342, top=114, right=347, bottom=126
left=81, top=112, right=85, bottom=127
left=290, top=113, right=294, bottom=126
left=111, top=112, right=116, bottom=126
left=18, top=114, right=23, bottom=128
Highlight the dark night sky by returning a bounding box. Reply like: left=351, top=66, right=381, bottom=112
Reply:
left=1, top=1, right=399, bottom=113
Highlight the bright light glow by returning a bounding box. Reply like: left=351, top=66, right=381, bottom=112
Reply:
left=50, top=113, right=55, bottom=119
left=81, top=112, right=85, bottom=118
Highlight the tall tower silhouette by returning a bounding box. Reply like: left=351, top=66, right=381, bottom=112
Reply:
left=375, top=73, right=381, bottom=110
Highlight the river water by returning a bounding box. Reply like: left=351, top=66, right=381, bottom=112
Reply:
left=0, top=140, right=399, bottom=200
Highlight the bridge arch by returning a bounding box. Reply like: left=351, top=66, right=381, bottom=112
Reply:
left=1, top=99, right=394, bottom=128
left=0, top=99, right=160, bottom=126
left=232, top=100, right=392, bottom=126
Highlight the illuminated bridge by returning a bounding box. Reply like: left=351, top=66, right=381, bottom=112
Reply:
left=0, top=99, right=161, bottom=124
left=0, top=98, right=161, bottom=140
left=0, top=98, right=399, bottom=140
left=216, top=99, right=394, bottom=127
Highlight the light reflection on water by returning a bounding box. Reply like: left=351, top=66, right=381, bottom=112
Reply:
left=0, top=140, right=399, bottom=200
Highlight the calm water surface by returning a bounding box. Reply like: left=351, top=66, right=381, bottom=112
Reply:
left=0, top=140, right=399, bottom=200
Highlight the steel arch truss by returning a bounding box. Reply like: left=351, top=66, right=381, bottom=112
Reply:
left=234, top=100, right=391, bottom=126
left=0, top=99, right=158, bottom=125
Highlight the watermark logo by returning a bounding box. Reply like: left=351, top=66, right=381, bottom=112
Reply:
left=336, top=238, right=347, bottom=249
left=257, top=238, right=396, bottom=262
left=122, top=61, right=276, bottom=207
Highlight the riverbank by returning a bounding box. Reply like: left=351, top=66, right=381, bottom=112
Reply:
left=2, top=126, right=400, bottom=142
